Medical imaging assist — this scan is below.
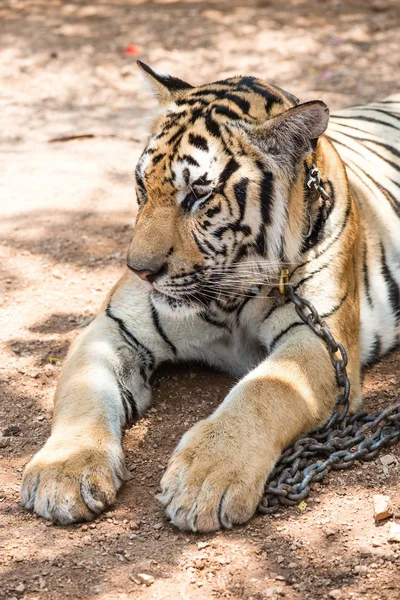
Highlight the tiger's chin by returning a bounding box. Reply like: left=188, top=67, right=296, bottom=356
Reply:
left=151, top=289, right=202, bottom=319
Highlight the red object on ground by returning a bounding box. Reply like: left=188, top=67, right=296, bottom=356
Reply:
left=123, top=44, right=142, bottom=56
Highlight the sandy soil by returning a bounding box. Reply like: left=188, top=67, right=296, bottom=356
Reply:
left=1, top=1, right=399, bottom=599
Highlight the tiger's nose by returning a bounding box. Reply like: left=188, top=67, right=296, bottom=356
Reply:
left=127, top=262, right=167, bottom=283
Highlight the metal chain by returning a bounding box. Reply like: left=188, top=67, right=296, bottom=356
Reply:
left=259, top=284, right=400, bottom=514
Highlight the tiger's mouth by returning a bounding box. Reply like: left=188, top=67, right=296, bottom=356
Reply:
left=149, top=259, right=281, bottom=306
left=151, top=285, right=211, bottom=304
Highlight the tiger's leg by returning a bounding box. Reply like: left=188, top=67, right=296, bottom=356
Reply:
left=159, top=324, right=361, bottom=532
left=21, top=274, right=171, bottom=524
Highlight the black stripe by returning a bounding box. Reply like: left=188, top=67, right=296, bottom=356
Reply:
left=332, top=114, right=399, bottom=131
left=260, top=171, right=273, bottom=224
left=106, top=305, right=155, bottom=369
left=233, top=177, right=249, bottom=220
left=206, top=203, right=222, bottom=218
left=255, top=226, right=267, bottom=256
left=329, top=127, right=400, bottom=161
left=224, top=93, right=251, bottom=114
left=265, top=262, right=330, bottom=324
left=217, top=157, right=240, bottom=193
left=152, top=153, right=164, bottom=166
left=269, top=289, right=349, bottom=353
left=235, top=294, right=254, bottom=324
left=292, top=195, right=352, bottom=277
left=362, top=241, right=373, bottom=307
left=180, top=154, right=200, bottom=167
left=205, top=115, right=221, bottom=138
left=192, top=230, right=214, bottom=257
left=344, top=161, right=400, bottom=217
left=150, top=300, right=178, bottom=356
left=331, top=136, right=400, bottom=176
left=363, top=335, right=381, bottom=368
left=381, top=244, right=400, bottom=324
left=165, top=125, right=186, bottom=146
left=359, top=107, right=400, bottom=123
left=188, top=133, right=209, bottom=152
left=238, top=77, right=281, bottom=107
left=293, top=263, right=330, bottom=293
left=302, top=181, right=335, bottom=251
left=363, top=139, right=400, bottom=160
left=200, top=311, right=230, bottom=331
left=118, top=378, right=139, bottom=427
left=213, top=105, right=242, bottom=121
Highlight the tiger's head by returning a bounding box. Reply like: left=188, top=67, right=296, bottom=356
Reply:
left=127, top=62, right=329, bottom=314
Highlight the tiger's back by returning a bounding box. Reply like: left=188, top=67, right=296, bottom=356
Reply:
left=327, top=96, right=400, bottom=366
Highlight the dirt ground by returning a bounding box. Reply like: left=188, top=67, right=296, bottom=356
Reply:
left=1, top=1, right=400, bottom=599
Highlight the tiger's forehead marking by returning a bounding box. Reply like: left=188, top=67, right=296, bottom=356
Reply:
left=136, top=76, right=292, bottom=194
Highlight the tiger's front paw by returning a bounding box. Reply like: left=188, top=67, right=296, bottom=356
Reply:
left=21, top=436, right=127, bottom=524
left=158, top=417, right=272, bottom=532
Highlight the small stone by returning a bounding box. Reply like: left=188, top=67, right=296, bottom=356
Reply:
left=355, top=565, right=368, bottom=575
left=277, top=555, right=284, bottom=564
left=373, top=494, right=392, bottom=521
left=44, top=365, right=54, bottom=377
left=329, top=590, right=342, bottom=599
left=325, top=529, right=336, bottom=537
left=15, top=584, right=26, bottom=595
left=359, top=545, right=372, bottom=557
left=197, top=542, right=209, bottom=550
left=387, top=522, right=400, bottom=543
left=0, top=435, right=9, bottom=448
left=380, top=454, right=396, bottom=467
left=129, top=521, right=140, bottom=530
left=135, top=573, right=155, bottom=586
left=288, top=562, right=297, bottom=569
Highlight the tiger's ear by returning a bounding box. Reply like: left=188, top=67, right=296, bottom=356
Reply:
left=137, top=61, right=193, bottom=105
left=249, top=100, right=329, bottom=160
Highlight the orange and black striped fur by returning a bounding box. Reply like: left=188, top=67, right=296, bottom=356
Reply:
left=21, top=63, right=400, bottom=530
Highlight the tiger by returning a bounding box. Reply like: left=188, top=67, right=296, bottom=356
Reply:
left=21, top=61, right=400, bottom=531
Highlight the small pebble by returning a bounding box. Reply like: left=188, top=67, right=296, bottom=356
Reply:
left=325, top=529, right=336, bottom=537
left=15, top=583, right=26, bottom=595
left=380, top=454, right=396, bottom=467
left=355, top=565, right=368, bottom=575
left=387, top=522, right=400, bottom=543
left=359, top=545, right=372, bottom=557
left=0, top=435, right=9, bottom=448
left=373, top=494, right=392, bottom=521
left=329, top=590, right=342, bottom=599
left=197, top=542, right=209, bottom=550
left=133, top=573, right=155, bottom=586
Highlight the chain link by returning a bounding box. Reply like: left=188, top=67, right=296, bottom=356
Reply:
left=259, top=284, right=400, bottom=514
